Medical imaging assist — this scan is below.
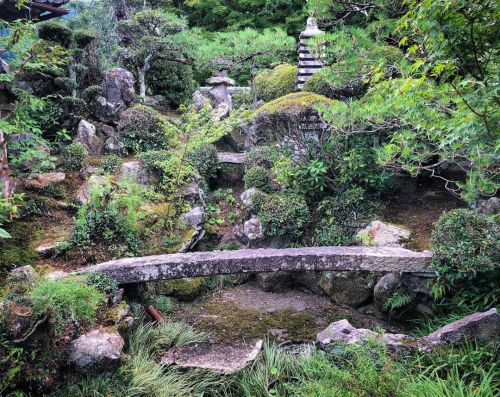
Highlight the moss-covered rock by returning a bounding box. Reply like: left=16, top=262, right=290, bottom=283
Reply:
left=254, top=92, right=334, bottom=116
left=155, top=277, right=205, bottom=302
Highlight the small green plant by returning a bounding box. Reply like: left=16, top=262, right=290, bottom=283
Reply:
left=60, top=143, right=86, bottom=172
left=31, top=277, right=105, bottom=332
left=244, top=166, right=272, bottom=193
left=153, top=296, right=173, bottom=316
left=85, top=273, right=119, bottom=294
left=383, top=290, right=411, bottom=311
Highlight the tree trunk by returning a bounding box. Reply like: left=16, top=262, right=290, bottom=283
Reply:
left=251, top=74, right=258, bottom=110
left=0, top=129, right=11, bottom=220
left=69, top=66, right=77, bottom=98
left=138, top=54, right=153, bottom=99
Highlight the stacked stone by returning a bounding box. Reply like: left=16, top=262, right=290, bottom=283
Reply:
left=296, top=17, right=325, bottom=91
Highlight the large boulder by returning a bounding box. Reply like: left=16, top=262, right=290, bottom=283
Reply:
left=356, top=220, right=410, bottom=247
left=25, top=172, right=66, bottom=190
left=94, top=68, right=136, bottom=124
left=74, top=120, right=104, bottom=155
left=161, top=340, right=262, bottom=375
left=318, top=271, right=377, bottom=307
left=420, top=308, right=500, bottom=351
left=119, top=160, right=150, bottom=185
left=180, top=206, right=205, bottom=228
left=69, top=329, right=124, bottom=376
left=240, top=188, right=260, bottom=208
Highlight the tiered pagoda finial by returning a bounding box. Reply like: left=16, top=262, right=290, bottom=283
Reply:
left=296, top=17, right=324, bottom=91
left=0, top=0, right=71, bottom=22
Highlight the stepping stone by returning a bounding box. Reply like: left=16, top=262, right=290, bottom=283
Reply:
left=160, top=340, right=263, bottom=375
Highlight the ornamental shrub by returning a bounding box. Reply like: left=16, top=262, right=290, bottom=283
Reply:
left=117, top=105, right=174, bottom=154
left=255, top=64, right=297, bottom=102
left=186, top=143, right=219, bottom=181
left=244, top=166, right=272, bottom=193
left=430, top=209, right=499, bottom=282
left=60, top=143, right=86, bottom=171
left=257, top=193, right=309, bottom=239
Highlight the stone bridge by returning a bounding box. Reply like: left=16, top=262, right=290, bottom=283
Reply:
left=79, top=246, right=434, bottom=284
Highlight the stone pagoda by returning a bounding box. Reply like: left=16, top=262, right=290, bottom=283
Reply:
left=296, top=17, right=325, bottom=91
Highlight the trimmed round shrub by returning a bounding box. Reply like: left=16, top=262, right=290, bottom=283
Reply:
left=117, top=104, right=173, bottom=153
left=244, top=166, right=272, bottom=193
left=60, top=143, right=86, bottom=171
left=37, top=22, right=73, bottom=47
left=257, top=193, right=309, bottom=238
left=255, top=63, right=297, bottom=102
left=186, top=144, right=219, bottom=181
left=147, top=59, right=197, bottom=108
left=82, top=85, right=103, bottom=103
left=430, top=209, right=499, bottom=281
left=73, top=29, right=97, bottom=48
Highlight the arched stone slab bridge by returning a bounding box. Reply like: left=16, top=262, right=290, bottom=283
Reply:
left=78, top=246, right=434, bottom=284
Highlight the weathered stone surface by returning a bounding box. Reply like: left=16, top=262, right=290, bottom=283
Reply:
left=256, top=271, right=294, bottom=292
left=69, top=329, right=124, bottom=376
left=2, top=301, right=34, bottom=338
left=35, top=242, right=61, bottom=258
left=420, top=308, right=500, bottom=351
left=78, top=246, right=433, bottom=284
left=218, top=152, right=247, bottom=164
left=373, top=273, right=402, bottom=312
left=105, top=135, right=125, bottom=154
left=357, top=221, right=410, bottom=247
left=161, top=340, right=262, bottom=375
left=94, top=68, right=135, bottom=123
left=240, top=188, right=260, bottom=208
left=74, top=120, right=103, bottom=155
left=473, top=197, right=500, bottom=215
left=25, top=172, right=66, bottom=190
left=191, top=90, right=212, bottom=112
left=76, top=175, right=107, bottom=205
left=119, top=160, right=149, bottom=185
left=157, top=277, right=205, bottom=302
left=211, top=102, right=231, bottom=122
left=206, top=76, right=236, bottom=86
left=9, top=265, right=36, bottom=285
left=318, top=271, right=378, bottom=307
left=316, top=319, right=416, bottom=354
left=180, top=206, right=205, bottom=228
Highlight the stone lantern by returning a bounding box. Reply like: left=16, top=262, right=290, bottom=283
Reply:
left=296, top=17, right=324, bottom=91
left=206, top=71, right=236, bottom=110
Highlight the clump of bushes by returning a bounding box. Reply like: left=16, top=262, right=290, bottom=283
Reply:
left=431, top=209, right=499, bottom=282
left=60, top=143, right=86, bottom=171
left=244, top=166, right=272, bottom=193
left=255, top=63, right=297, bottom=102
left=117, top=105, right=174, bottom=153
left=256, top=193, right=309, bottom=239
left=186, top=143, right=219, bottom=181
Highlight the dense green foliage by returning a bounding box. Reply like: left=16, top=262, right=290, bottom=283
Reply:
left=255, top=64, right=297, bottom=102
left=244, top=166, right=272, bottom=193
left=256, top=193, right=309, bottom=239
left=431, top=209, right=499, bottom=283
left=60, top=143, right=86, bottom=171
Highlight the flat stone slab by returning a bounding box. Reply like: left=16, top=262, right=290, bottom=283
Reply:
left=217, top=152, right=247, bottom=164
left=160, top=340, right=263, bottom=374
left=78, top=246, right=433, bottom=284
